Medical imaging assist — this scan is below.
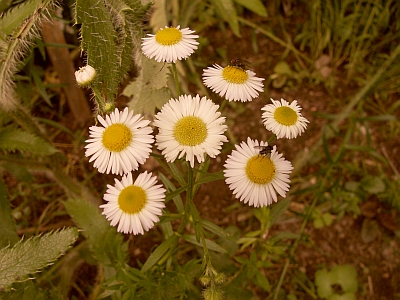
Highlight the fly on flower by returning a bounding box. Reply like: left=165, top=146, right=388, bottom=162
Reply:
left=229, top=58, right=252, bottom=70
left=254, top=145, right=273, bottom=158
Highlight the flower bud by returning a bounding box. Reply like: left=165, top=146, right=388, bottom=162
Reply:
left=75, top=65, right=96, bottom=87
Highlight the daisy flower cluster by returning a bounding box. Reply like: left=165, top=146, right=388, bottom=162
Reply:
left=81, top=22, right=310, bottom=236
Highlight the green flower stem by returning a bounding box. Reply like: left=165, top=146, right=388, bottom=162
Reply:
left=219, top=99, right=227, bottom=112
left=90, top=84, right=107, bottom=113
left=186, top=163, right=213, bottom=274
left=267, top=134, right=277, bottom=144
left=172, top=62, right=181, bottom=96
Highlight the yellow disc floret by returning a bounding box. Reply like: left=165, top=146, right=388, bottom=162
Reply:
left=155, top=27, right=183, bottom=45
left=174, top=116, right=207, bottom=146
left=102, top=123, right=132, bottom=152
left=245, top=156, right=275, bottom=184
left=274, top=106, right=298, bottom=126
left=222, top=66, right=248, bottom=83
left=118, top=185, right=147, bottom=214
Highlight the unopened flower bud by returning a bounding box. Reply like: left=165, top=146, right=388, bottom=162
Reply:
left=75, top=65, right=96, bottom=86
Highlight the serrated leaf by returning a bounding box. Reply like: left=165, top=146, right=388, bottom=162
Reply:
left=181, top=234, right=228, bottom=254
left=75, top=0, right=119, bottom=100
left=0, top=228, right=78, bottom=291
left=0, top=180, right=19, bottom=248
left=233, top=0, right=267, bottom=16
left=0, top=0, right=43, bottom=35
left=124, top=55, right=171, bottom=116
left=64, top=198, right=128, bottom=266
left=0, top=127, right=57, bottom=155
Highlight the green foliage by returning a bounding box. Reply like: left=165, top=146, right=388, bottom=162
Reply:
left=75, top=0, right=151, bottom=109
left=0, top=228, right=78, bottom=291
left=0, top=126, right=57, bottom=155
left=0, top=180, right=19, bottom=249
left=63, top=198, right=128, bottom=266
left=0, top=0, right=57, bottom=110
left=315, top=265, right=358, bottom=300
left=124, top=55, right=171, bottom=116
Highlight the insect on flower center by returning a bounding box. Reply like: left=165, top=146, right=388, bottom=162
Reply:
left=174, top=116, right=207, bottom=146
left=155, top=27, right=183, bottom=45
left=274, top=106, right=298, bottom=126
left=245, top=156, right=276, bottom=184
left=118, top=185, right=147, bottom=214
left=102, top=123, right=132, bottom=152
left=222, top=66, right=248, bottom=83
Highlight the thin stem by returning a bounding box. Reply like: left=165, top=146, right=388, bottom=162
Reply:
left=172, top=62, right=181, bottom=96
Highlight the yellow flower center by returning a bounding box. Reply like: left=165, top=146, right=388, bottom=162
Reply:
left=102, top=123, right=132, bottom=152
left=155, top=27, right=183, bottom=45
left=173, top=116, right=207, bottom=146
left=222, top=66, right=248, bottom=83
left=245, top=155, right=276, bottom=184
left=118, top=185, right=147, bottom=214
left=274, top=106, right=298, bottom=126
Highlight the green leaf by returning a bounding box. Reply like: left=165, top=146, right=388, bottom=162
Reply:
left=0, top=127, right=57, bottom=155
left=233, top=0, right=267, bottom=16
left=0, top=0, right=43, bottom=35
left=199, top=219, right=232, bottom=240
left=331, top=265, right=357, bottom=293
left=0, top=228, right=78, bottom=291
left=75, top=0, right=119, bottom=100
left=181, top=234, right=228, bottom=254
left=141, top=234, right=178, bottom=273
left=125, top=55, right=171, bottom=116
left=64, top=198, right=128, bottom=265
left=269, top=197, right=290, bottom=226
left=213, top=0, right=240, bottom=37
left=360, top=175, right=385, bottom=194
left=0, top=180, right=19, bottom=248
left=315, top=268, right=333, bottom=298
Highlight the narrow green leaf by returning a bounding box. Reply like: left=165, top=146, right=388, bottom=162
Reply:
left=181, top=234, right=228, bottom=254
left=0, top=180, right=18, bottom=248
left=141, top=234, right=178, bottom=273
left=199, top=219, right=232, bottom=240
left=0, top=0, right=43, bottom=35
left=159, top=173, right=185, bottom=212
left=64, top=198, right=128, bottom=265
left=213, top=0, right=240, bottom=37
left=0, top=127, right=57, bottom=155
left=269, top=197, right=290, bottom=226
left=233, top=0, right=267, bottom=17
left=0, top=228, right=78, bottom=291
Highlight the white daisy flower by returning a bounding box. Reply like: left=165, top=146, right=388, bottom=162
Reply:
left=85, top=107, right=154, bottom=175
left=262, top=98, right=309, bottom=139
left=223, top=137, right=293, bottom=207
left=100, top=172, right=166, bottom=235
left=153, top=94, right=228, bottom=167
left=202, top=63, right=264, bottom=102
left=141, top=25, right=199, bottom=63
left=75, top=65, right=96, bottom=87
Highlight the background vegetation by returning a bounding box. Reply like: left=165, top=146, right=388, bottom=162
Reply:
left=0, top=0, right=399, bottom=299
